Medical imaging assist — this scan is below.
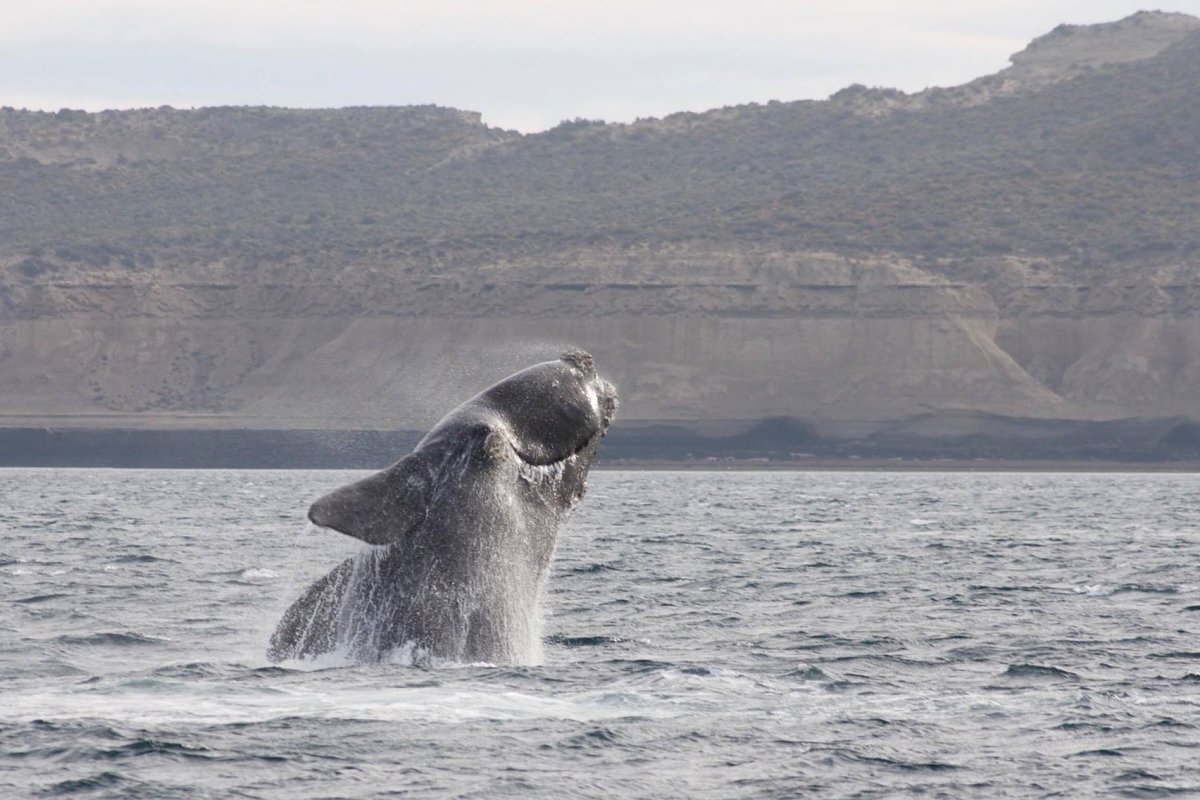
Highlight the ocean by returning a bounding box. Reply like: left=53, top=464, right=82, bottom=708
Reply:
left=1, top=468, right=1198, bottom=798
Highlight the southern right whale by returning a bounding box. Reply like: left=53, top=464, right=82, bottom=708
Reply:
left=268, top=351, right=618, bottom=665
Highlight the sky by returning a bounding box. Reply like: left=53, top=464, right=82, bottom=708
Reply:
left=3, top=1, right=1200, bottom=132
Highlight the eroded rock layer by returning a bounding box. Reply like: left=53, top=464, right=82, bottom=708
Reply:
left=2, top=12, right=1198, bottom=437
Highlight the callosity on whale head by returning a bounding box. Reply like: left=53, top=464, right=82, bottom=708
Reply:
left=269, top=351, right=618, bottom=665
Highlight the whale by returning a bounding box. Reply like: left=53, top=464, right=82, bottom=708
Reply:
left=268, top=351, right=618, bottom=665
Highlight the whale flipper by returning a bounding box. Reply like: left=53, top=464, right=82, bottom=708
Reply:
left=307, top=453, right=431, bottom=545
left=267, top=557, right=354, bottom=661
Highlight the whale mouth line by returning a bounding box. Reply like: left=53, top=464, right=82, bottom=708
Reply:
left=512, top=427, right=604, bottom=469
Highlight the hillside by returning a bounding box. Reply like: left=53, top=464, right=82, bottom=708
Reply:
left=1, top=11, right=1199, bottom=455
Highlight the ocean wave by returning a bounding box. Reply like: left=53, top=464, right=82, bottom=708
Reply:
left=110, top=554, right=176, bottom=564
left=14, top=593, right=71, bottom=604
left=997, top=663, right=1081, bottom=682
left=545, top=633, right=641, bottom=647
left=53, top=632, right=171, bottom=647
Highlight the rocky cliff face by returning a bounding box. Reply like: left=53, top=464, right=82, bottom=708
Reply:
left=1, top=12, right=1198, bottom=435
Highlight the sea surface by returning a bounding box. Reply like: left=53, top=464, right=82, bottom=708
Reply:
left=1, top=468, right=1198, bottom=798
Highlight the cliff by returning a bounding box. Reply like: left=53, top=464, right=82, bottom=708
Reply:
left=1, top=12, right=1199, bottom=451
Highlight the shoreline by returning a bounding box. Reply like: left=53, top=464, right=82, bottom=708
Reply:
left=4, top=425, right=1199, bottom=471
left=3, top=460, right=1199, bottom=473
left=597, top=459, right=1200, bottom=473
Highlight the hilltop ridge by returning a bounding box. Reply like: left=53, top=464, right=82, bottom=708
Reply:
left=1, top=11, right=1198, bottom=451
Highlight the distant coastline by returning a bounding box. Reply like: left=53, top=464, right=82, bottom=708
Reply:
left=3, top=417, right=1199, bottom=469
left=601, top=459, right=1200, bottom=473
left=4, top=13, right=1200, bottom=439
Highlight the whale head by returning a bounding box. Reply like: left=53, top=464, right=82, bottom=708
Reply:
left=468, top=349, right=618, bottom=467
left=307, top=351, right=618, bottom=546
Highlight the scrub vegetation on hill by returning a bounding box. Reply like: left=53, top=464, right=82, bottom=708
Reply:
left=1, top=11, right=1199, bottom=444
left=2, top=12, right=1199, bottom=278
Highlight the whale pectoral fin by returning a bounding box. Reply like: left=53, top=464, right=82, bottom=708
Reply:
left=267, top=557, right=354, bottom=662
left=307, top=453, right=430, bottom=545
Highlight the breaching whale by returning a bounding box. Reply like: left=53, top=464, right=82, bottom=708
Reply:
left=268, top=351, right=618, bottom=665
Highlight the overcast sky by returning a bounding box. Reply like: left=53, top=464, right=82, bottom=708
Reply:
left=4, top=1, right=1199, bottom=132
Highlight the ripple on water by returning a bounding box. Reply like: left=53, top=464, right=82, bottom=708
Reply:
left=109, top=555, right=176, bottom=565
left=997, top=664, right=1082, bottom=682
left=53, top=632, right=171, bottom=648
left=45, top=771, right=130, bottom=795
left=14, top=593, right=72, bottom=604
left=546, top=634, right=643, bottom=647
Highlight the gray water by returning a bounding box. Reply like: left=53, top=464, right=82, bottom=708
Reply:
left=1, top=468, right=1198, bottom=798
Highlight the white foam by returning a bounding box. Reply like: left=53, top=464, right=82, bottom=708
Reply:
left=0, top=681, right=677, bottom=727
